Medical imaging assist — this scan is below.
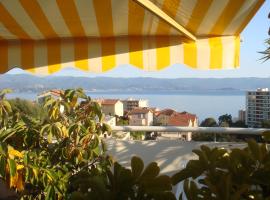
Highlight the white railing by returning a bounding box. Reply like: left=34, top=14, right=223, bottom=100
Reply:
left=111, top=126, right=269, bottom=135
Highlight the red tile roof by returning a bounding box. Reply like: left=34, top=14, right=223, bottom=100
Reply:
left=128, top=107, right=152, bottom=115
left=50, top=89, right=63, bottom=97
left=157, top=109, right=177, bottom=116
left=97, top=99, right=120, bottom=105
left=168, top=112, right=197, bottom=126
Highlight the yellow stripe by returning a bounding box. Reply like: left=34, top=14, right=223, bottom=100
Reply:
left=0, top=3, right=30, bottom=39
left=129, top=37, right=144, bottom=69
left=236, top=0, right=265, bottom=35
left=210, top=0, right=245, bottom=35
left=0, top=41, right=8, bottom=73
left=209, top=37, right=223, bottom=69
left=155, top=0, right=178, bottom=68
left=156, top=37, right=170, bottom=69
left=56, top=0, right=85, bottom=37
left=93, top=0, right=115, bottom=71
left=21, top=40, right=35, bottom=73
left=234, top=36, right=240, bottom=67
left=183, top=42, right=197, bottom=68
left=185, top=0, right=213, bottom=34
left=47, top=39, right=61, bottom=74
left=74, top=38, right=88, bottom=71
left=100, top=38, right=115, bottom=71
left=156, top=0, right=180, bottom=35
left=128, top=1, right=144, bottom=69
left=128, top=0, right=145, bottom=35
left=20, top=0, right=58, bottom=38
left=93, top=0, right=114, bottom=37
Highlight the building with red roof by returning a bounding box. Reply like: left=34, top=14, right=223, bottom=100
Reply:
left=155, top=109, right=198, bottom=141
left=127, top=107, right=153, bottom=126
left=95, top=99, right=124, bottom=117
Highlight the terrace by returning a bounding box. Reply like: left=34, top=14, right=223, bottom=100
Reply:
left=0, top=0, right=269, bottom=199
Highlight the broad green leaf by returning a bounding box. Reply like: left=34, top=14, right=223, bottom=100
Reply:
left=140, top=162, right=160, bottom=180
left=8, top=159, right=16, bottom=177
left=248, top=139, right=261, bottom=161
left=262, top=131, right=270, bottom=142
left=131, top=156, right=144, bottom=178
left=0, top=157, right=6, bottom=177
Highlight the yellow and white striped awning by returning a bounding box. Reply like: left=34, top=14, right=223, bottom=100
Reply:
left=0, top=0, right=264, bottom=75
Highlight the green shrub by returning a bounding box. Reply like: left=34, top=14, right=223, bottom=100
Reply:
left=0, top=88, right=111, bottom=199
left=1, top=88, right=270, bottom=200
left=172, top=139, right=270, bottom=200
left=69, top=156, right=175, bottom=200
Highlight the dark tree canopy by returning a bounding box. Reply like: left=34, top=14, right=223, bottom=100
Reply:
left=200, top=118, right=217, bottom=127
left=218, top=114, right=233, bottom=126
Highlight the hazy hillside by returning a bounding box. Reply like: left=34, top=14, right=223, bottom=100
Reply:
left=0, top=74, right=270, bottom=92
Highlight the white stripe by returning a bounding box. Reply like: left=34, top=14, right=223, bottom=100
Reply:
left=196, top=0, right=229, bottom=35
left=221, top=36, right=236, bottom=69
left=34, top=41, right=48, bottom=75
left=150, top=17, right=160, bottom=35
left=8, top=41, right=21, bottom=70
left=0, top=23, right=18, bottom=39
left=74, top=0, right=100, bottom=37
left=150, top=0, right=165, bottom=34
left=223, top=0, right=257, bottom=35
left=61, top=40, right=74, bottom=69
left=2, top=1, right=43, bottom=39
left=115, top=37, right=129, bottom=66
left=169, top=2, right=182, bottom=35
left=142, top=9, right=154, bottom=35
left=170, top=37, right=183, bottom=64
left=88, top=39, right=102, bottom=72
left=175, top=0, right=198, bottom=27
left=111, top=0, right=128, bottom=36
left=196, top=38, right=210, bottom=69
left=37, top=0, right=71, bottom=37
left=143, top=37, right=156, bottom=71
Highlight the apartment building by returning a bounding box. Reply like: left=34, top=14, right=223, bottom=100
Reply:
left=238, top=109, right=246, bottom=122
left=96, top=99, right=124, bottom=117
left=128, top=107, right=153, bottom=126
left=155, top=109, right=198, bottom=141
left=122, top=98, right=148, bottom=112
left=246, top=88, right=270, bottom=127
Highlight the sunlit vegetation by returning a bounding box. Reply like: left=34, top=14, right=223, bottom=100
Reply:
left=1, top=88, right=270, bottom=200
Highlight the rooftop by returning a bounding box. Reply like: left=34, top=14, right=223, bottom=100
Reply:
left=95, top=99, right=120, bottom=105
left=128, top=107, right=152, bottom=115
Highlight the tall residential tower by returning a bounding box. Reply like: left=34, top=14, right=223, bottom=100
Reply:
left=246, top=88, right=270, bottom=127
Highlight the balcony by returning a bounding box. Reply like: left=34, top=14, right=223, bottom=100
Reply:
left=108, top=126, right=268, bottom=175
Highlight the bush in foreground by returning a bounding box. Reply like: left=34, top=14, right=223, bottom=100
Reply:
left=1, top=89, right=270, bottom=200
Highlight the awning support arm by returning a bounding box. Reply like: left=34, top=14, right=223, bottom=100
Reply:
left=133, top=0, right=197, bottom=41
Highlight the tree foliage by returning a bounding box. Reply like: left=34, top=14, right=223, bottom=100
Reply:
left=260, top=12, right=270, bottom=61
left=1, top=88, right=270, bottom=200
left=0, top=88, right=112, bottom=199
left=9, top=98, right=47, bottom=120
left=200, top=118, right=217, bottom=127
left=0, top=89, right=176, bottom=200
left=218, top=114, right=232, bottom=127
left=172, top=138, right=270, bottom=200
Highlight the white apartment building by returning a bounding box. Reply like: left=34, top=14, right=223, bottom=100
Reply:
left=128, top=108, right=153, bottom=126
left=122, top=98, right=148, bottom=112
left=238, top=109, right=246, bottom=122
left=96, top=99, right=124, bottom=117
left=246, top=88, right=270, bottom=127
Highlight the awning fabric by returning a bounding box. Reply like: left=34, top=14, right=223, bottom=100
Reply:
left=0, top=0, right=264, bottom=75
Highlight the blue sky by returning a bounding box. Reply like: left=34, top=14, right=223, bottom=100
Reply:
left=9, top=1, right=270, bottom=78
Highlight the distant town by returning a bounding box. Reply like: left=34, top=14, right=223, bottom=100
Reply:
left=36, top=87, right=270, bottom=142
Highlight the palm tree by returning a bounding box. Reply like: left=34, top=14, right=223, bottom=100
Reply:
left=261, top=12, right=270, bottom=61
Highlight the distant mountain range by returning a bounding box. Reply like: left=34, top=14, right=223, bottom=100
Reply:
left=0, top=74, right=270, bottom=93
